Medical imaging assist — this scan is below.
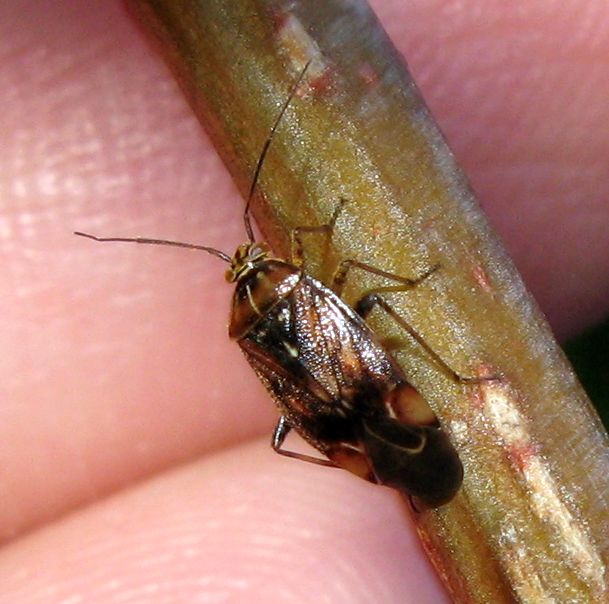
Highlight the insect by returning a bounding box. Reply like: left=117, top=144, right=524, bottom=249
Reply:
left=76, top=61, right=490, bottom=510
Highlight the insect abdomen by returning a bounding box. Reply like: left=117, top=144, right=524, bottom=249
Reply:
left=362, top=416, right=463, bottom=508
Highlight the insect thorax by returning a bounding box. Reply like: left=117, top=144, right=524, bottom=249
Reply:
left=229, top=258, right=301, bottom=340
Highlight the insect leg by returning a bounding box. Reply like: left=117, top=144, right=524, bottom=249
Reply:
left=331, top=259, right=439, bottom=297
left=356, top=293, right=498, bottom=384
left=271, top=416, right=337, bottom=467
left=331, top=259, right=497, bottom=383
left=273, top=418, right=403, bottom=487
left=289, top=199, right=346, bottom=268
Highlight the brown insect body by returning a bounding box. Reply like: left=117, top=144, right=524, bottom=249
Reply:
left=75, top=61, right=471, bottom=509
left=226, top=242, right=463, bottom=509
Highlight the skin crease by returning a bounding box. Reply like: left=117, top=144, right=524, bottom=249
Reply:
left=0, top=0, right=608, bottom=602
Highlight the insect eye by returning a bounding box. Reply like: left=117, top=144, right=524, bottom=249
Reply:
left=251, top=242, right=271, bottom=257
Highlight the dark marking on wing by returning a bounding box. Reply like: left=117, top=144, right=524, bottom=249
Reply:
left=241, top=344, right=360, bottom=452
left=239, top=274, right=409, bottom=452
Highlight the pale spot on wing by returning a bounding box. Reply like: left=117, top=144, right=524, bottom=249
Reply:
left=283, top=341, right=299, bottom=358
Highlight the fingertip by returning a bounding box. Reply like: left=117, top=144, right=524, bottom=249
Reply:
left=0, top=440, right=448, bottom=603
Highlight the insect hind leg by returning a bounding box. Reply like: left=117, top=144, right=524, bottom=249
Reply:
left=356, top=293, right=499, bottom=384
left=271, top=416, right=337, bottom=467
left=272, top=418, right=385, bottom=484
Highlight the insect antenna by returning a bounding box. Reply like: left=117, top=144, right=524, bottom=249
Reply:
left=75, top=61, right=312, bottom=259
left=73, top=232, right=232, bottom=263
left=243, top=59, right=312, bottom=243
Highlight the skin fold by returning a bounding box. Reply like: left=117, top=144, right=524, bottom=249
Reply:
left=0, top=1, right=607, bottom=602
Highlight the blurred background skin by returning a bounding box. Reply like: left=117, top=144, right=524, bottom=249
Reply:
left=0, top=1, right=608, bottom=602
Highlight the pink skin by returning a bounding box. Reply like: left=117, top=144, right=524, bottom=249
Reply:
left=0, top=1, right=608, bottom=601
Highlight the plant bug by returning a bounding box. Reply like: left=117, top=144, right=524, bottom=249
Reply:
left=75, top=61, right=492, bottom=510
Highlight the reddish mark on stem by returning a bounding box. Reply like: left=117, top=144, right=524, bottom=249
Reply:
left=307, top=67, right=335, bottom=97
left=471, top=261, right=494, bottom=295
left=506, top=442, right=540, bottom=472
left=467, top=383, right=487, bottom=410
left=358, top=62, right=379, bottom=87
left=269, top=7, right=290, bottom=31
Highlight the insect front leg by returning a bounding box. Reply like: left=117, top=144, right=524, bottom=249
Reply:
left=331, top=258, right=439, bottom=298
left=289, top=198, right=346, bottom=269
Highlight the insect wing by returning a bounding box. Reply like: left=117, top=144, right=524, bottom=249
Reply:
left=241, top=343, right=343, bottom=448
left=238, top=275, right=404, bottom=450
left=288, top=276, right=404, bottom=403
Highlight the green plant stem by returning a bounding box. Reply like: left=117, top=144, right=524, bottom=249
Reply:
left=127, top=1, right=609, bottom=601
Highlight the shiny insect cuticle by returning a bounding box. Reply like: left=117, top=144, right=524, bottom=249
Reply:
left=75, top=60, right=495, bottom=510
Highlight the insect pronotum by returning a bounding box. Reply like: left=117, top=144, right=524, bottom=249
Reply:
left=76, top=60, right=493, bottom=510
